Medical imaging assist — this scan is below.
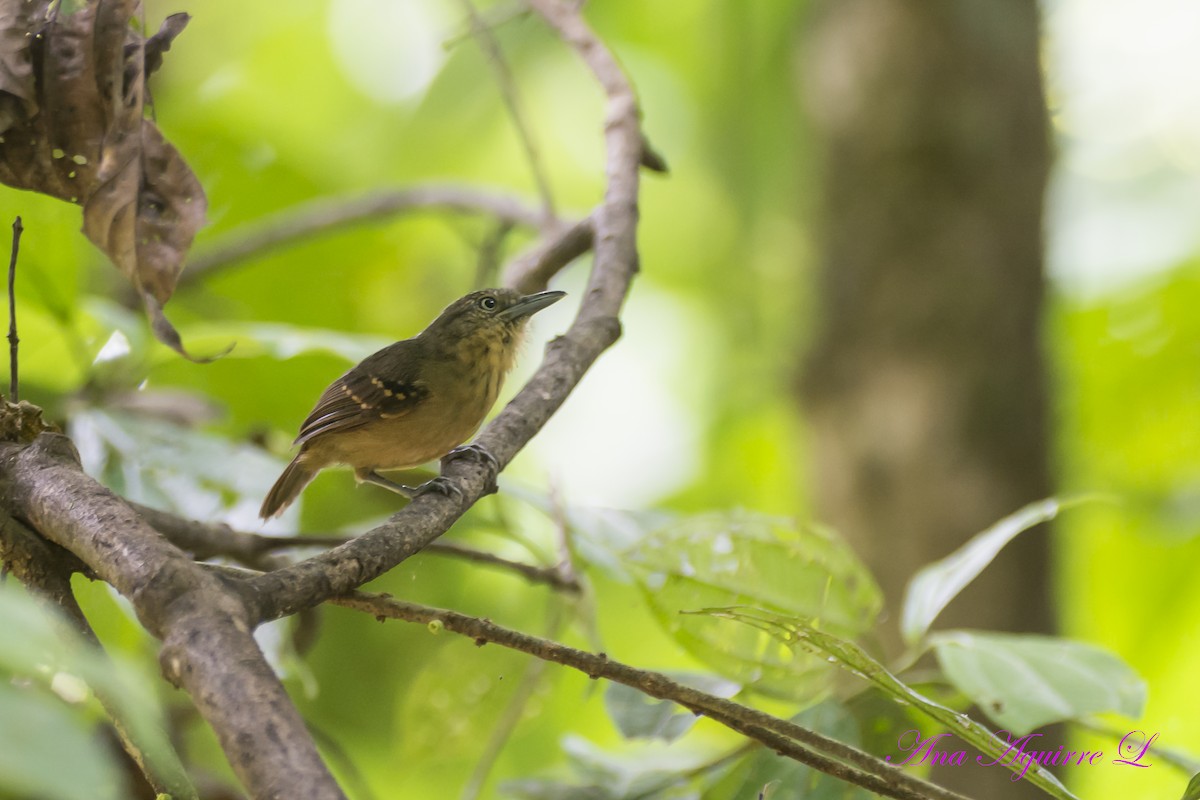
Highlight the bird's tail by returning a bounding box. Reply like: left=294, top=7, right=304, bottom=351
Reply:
left=260, top=456, right=316, bottom=519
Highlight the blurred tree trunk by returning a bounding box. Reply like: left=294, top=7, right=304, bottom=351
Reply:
left=801, top=2, right=1052, bottom=795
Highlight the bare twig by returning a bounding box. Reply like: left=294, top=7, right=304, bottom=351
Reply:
left=334, top=593, right=972, bottom=800
left=425, top=540, right=581, bottom=593
left=444, top=0, right=531, bottom=50
left=504, top=213, right=594, bottom=293
left=8, top=217, right=22, bottom=402
left=474, top=219, right=516, bottom=288
left=182, top=185, right=551, bottom=285
left=456, top=0, right=557, bottom=221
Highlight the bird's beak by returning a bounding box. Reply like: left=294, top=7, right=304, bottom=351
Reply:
left=499, top=290, right=566, bottom=321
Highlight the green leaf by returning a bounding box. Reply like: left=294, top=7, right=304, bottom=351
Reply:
left=698, top=608, right=1080, bottom=800
left=1181, top=771, right=1200, bottom=800
left=626, top=511, right=881, bottom=701
left=931, top=631, right=1146, bottom=735
left=0, top=681, right=124, bottom=800
left=900, top=498, right=1078, bottom=646
left=69, top=408, right=289, bottom=527
left=174, top=322, right=390, bottom=364
left=604, top=675, right=738, bottom=742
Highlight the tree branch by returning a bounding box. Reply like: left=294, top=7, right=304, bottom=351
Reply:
left=504, top=214, right=595, bottom=293
left=0, top=510, right=198, bottom=798
left=246, top=0, right=642, bottom=624
left=133, top=502, right=581, bottom=593
left=334, top=593, right=972, bottom=800
left=0, top=435, right=346, bottom=800
left=182, top=184, right=554, bottom=285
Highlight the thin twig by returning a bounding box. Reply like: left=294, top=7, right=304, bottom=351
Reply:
left=547, top=478, right=581, bottom=592
left=455, top=0, right=557, bottom=222
left=444, top=0, right=530, bottom=50
left=334, top=593, right=972, bottom=800
left=424, top=541, right=581, bottom=593
left=504, top=214, right=595, bottom=293
left=474, top=219, right=516, bottom=288
left=8, top=217, right=22, bottom=402
left=182, top=185, right=551, bottom=285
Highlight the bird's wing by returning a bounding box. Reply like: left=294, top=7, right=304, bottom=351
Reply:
left=295, top=346, right=431, bottom=445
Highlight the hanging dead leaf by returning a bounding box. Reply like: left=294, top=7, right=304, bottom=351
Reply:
left=0, top=0, right=46, bottom=132
left=0, top=1, right=222, bottom=361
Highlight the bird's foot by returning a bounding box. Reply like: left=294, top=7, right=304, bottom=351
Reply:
left=359, top=469, right=464, bottom=502
left=441, top=443, right=499, bottom=495
left=413, top=475, right=464, bottom=501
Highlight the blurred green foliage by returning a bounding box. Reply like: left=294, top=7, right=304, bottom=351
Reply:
left=1, top=1, right=1197, bottom=798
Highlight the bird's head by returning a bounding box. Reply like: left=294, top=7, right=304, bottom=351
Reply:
left=422, top=288, right=565, bottom=355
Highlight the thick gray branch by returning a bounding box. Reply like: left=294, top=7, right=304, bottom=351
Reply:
left=0, top=435, right=345, bottom=800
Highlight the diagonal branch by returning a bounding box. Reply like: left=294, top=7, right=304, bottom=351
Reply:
left=334, top=593, right=972, bottom=800
left=246, top=0, right=643, bottom=624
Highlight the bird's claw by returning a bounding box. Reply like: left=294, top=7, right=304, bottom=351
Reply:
left=441, top=443, right=499, bottom=495
left=413, top=475, right=464, bottom=501
left=443, top=443, right=498, bottom=470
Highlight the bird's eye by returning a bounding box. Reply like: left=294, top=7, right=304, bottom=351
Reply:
left=478, top=296, right=498, bottom=311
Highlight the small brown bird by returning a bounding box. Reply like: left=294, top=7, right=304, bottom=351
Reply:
left=259, top=288, right=565, bottom=519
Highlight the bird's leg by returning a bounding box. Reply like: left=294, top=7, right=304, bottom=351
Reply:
left=357, top=469, right=464, bottom=502
left=441, top=443, right=499, bottom=495
left=357, top=469, right=420, bottom=498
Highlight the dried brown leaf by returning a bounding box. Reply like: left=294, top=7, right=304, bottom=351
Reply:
left=0, top=1, right=217, bottom=361
left=0, top=0, right=50, bottom=132
left=143, top=12, right=189, bottom=77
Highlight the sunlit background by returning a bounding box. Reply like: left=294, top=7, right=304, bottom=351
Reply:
left=1, top=1, right=1198, bottom=798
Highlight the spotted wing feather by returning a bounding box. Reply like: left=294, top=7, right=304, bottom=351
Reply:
left=295, top=345, right=429, bottom=445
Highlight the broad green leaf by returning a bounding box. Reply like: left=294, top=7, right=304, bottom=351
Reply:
left=173, top=322, right=390, bottom=364
left=1181, top=771, right=1200, bottom=800
left=69, top=408, right=290, bottom=528
left=931, top=631, right=1146, bottom=735
left=901, top=498, right=1079, bottom=646
left=0, top=681, right=124, bottom=800
left=605, top=674, right=738, bottom=742
left=699, top=608, right=1080, bottom=800
left=627, top=511, right=881, bottom=701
